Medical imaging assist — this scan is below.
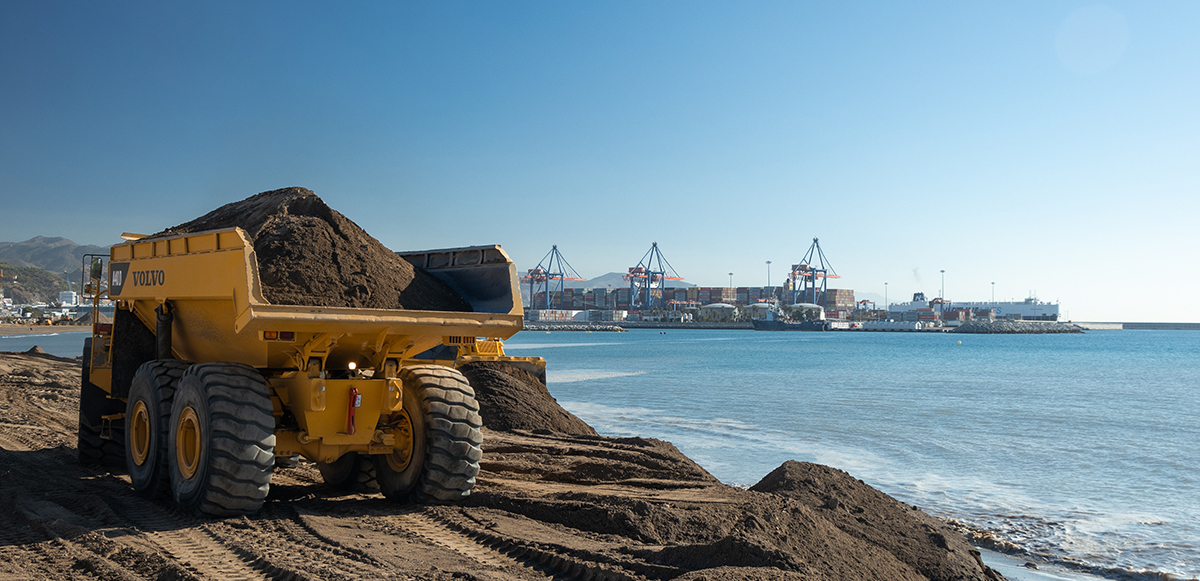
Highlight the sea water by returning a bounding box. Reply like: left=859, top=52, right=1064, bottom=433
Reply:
left=506, top=329, right=1200, bottom=580
left=6, top=329, right=1196, bottom=578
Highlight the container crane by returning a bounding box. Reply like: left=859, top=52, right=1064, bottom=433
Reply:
left=790, top=238, right=841, bottom=307
left=522, top=245, right=586, bottom=310
left=624, top=242, right=683, bottom=310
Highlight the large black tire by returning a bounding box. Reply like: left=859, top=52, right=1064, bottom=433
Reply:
left=168, top=362, right=276, bottom=517
left=125, top=359, right=191, bottom=498
left=374, top=365, right=483, bottom=502
left=317, top=452, right=379, bottom=492
left=78, top=338, right=125, bottom=471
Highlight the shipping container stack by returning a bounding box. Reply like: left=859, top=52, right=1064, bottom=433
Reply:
left=824, top=288, right=856, bottom=311
left=616, top=288, right=631, bottom=310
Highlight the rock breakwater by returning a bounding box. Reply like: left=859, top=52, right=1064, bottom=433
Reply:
left=951, top=320, right=1083, bottom=334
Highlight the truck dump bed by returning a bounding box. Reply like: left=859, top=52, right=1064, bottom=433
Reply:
left=106, top=228, right=525, bottom=372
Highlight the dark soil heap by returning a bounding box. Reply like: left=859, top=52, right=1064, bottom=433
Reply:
left=153, top=187, right=471, bottom=312
left=459, top=361, right=597, bottom=436
left=751, top=461, right=1001, bottom=581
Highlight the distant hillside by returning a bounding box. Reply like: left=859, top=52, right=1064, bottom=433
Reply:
left=0, top=236, right=108, bottom=272
left=519, top=271, right=698, bottom=304
left=0, top=236, right=107, bottom=291
left=566, top=272, right=696, bottom=290
left=1, top=261, right=70, bottom=304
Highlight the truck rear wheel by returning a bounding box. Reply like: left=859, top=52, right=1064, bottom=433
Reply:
left=318, top=452, right=379, bottom=492
left=374, top=365, right=483, bottom=502
left=168, top=362, right=276, bottom=517
left=78, top=338, right=125, bottom=471
left=126, top=359, right=190, bottom=498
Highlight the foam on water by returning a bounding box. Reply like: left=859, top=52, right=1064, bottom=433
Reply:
left=503, top=341, right=624, bottom=350
left=548, top=370, right=647, bottom=383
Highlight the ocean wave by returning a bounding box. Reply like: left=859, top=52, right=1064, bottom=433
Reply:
left=548, top=370, right=647, bottom=383
left=503, top=342, right=622, bottom=350
left=0, top=332, right=62, bottom=339
left=559, top=399, right=1199, bottom=580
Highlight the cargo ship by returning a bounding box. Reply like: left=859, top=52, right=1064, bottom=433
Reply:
left=887, top=293, right=1060, bottom=321
left=750, top=302, right=832, bottom=331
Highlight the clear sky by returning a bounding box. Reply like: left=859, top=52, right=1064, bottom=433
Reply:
left=2, top=2, right=1197, bottom=321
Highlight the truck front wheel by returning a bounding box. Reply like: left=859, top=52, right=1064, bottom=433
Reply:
left=168, top=362, right=276, bottom=517
left=374, top=365, right=483, bottom=502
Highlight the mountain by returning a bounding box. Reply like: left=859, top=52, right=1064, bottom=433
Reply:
left=518, top=272, right=698, bottom=305
left=565, top=272, right=696, bottom=290
left=0, top=236, right=107, bottom=279
left=0, top=236, right=107, bottom=303
left=1, top=261, right=71, bottom=304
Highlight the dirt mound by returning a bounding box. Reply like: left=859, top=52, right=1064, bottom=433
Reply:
left=478, top=429, right=716, bottom=485
left=153, top=187, right=471, bottom=312
left=751, top=461, right=1001, bottom=581
left=673, top=566, right=828, bottom=581
left=468, top=431, right=1003, bottom=580
left=459, top=361, right=597, bottom=436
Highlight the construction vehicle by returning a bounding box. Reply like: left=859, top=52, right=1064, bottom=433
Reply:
left=78, top=227, right=544, bottom=517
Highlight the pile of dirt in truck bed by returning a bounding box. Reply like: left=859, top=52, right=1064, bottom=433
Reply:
left=459, top=360, right=598, bottom=436
left=152, top=187, right=471, bottom=312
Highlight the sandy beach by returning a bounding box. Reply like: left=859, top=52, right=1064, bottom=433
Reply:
left=0, top=324, right=90, bottom=336
left=0, top=349, right=1006, bottom=581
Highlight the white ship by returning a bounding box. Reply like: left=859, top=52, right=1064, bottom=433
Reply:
left=887, top=293, right=1060, bottom=321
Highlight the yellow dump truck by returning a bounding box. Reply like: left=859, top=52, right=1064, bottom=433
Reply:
left=78, top=228, right=543, bottom=517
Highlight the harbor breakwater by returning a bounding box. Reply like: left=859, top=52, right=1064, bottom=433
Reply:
left=950, top=320, right=1084, bottom=334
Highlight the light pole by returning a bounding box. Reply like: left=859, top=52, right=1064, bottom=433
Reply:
left=766, top=261, right=772, bottom=288
left=729, top=272, right=733, bottom=289
left=940, top=269, right=946, bottom=314
left=991, top=282, right=995, bottom=302
left=884, top=282, right=888, bottom=311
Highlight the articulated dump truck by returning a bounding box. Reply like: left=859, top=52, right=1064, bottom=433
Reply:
left=78, top=228, right=544, bottom=517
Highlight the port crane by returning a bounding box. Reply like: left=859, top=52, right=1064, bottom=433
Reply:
left=790, top=238, right=840, bottom=307
left=523, top=245, right=586, bottom=310
left=625, top=242, right=683, bottom=310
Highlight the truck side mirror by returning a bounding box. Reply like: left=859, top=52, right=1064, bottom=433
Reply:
left=90, top=258, right=103, bottom=282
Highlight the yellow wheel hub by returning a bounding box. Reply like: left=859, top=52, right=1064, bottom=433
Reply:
left=176, top=406, right=202, bottom=480
left=385, top=409, right=415, bottom=472
left=129, top=400, right=151, bottom=466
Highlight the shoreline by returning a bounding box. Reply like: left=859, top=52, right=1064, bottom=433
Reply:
left=0, top=325, right=90, bottom=336
left=0, top=346, right=1186, bottom=580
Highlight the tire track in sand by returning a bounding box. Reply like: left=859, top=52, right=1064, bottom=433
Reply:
left=105, top=493, right=267, bottom=580
left=380, top=510, right=647, bottom=581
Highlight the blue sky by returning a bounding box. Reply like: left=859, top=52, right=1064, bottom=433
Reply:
left=2, top=2, right=1197, bottom=321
